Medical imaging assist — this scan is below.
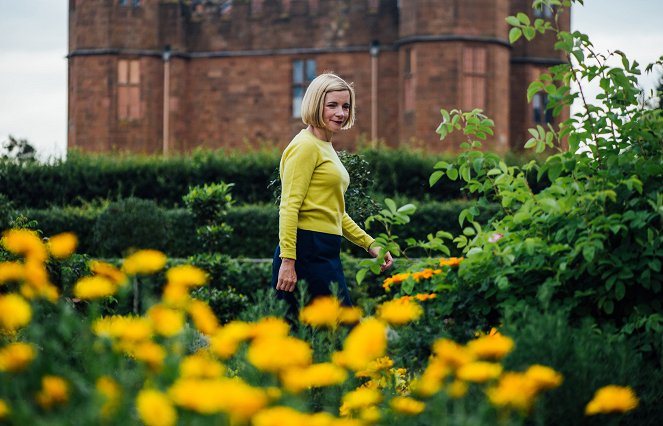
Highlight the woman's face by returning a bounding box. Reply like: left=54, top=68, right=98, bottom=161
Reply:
left=321, top=90, right=351, bottom=133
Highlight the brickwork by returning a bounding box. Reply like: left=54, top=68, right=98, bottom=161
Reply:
left=67, top=0, right=570, bottom=154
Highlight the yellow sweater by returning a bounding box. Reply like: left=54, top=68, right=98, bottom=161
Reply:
left=279, top=129, right=375, bottom=259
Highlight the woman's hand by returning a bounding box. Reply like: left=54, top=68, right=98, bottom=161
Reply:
left=368, top=246, right=394, bottom=273
left=276, top=258, right=297, bottom=292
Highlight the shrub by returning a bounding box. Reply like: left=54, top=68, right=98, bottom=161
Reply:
left=183, top=182, right=235, bottom=253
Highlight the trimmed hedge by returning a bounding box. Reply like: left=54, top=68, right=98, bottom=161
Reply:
left=1, top=148, right=542, bottom=208
left=17, top=199, right=499, bottom=258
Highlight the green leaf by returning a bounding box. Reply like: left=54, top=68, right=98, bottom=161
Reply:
left=524, top=138, right=537, bottom=149
left=397, top=204, right=417, bottom=215
left=516, top=12, right=530, bottom=25
left=615, top=282, right=626, bottom=301
left=523, top=26, right=536, bottom=40
left=429, top=171, right=444, bottom=187
left=384, top=198, right=397, bottom=214
left=447, top=168, right=459, bottom=181
left=509, top=27, right=523, bottom=44
left=505, top=16, right=520, bottom=26
left=356, top=269, right=368, bottom=285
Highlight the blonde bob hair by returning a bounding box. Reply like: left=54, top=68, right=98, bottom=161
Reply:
left=300, top=73, right=356, bottom=130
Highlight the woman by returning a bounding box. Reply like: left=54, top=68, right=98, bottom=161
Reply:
left=272, top=73, right=393, bottom=318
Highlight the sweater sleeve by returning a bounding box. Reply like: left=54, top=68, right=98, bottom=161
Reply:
left=278, top=141, right=318, bottom=259
left=341, top=212, right=375, bottom=251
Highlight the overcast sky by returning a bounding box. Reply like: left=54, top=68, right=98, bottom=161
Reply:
left=0, top=0, right=661, bottom=161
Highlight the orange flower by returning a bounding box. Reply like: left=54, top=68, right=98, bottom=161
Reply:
left=382, top=273, right=411, bottom=291
left=439, top=257, right=464, bottom=267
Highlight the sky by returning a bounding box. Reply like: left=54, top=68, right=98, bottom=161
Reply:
left=0, top=0, right=661, bottom=161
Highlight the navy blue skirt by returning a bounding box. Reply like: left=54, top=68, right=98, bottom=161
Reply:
left=271, top=229, right=352, bottom=317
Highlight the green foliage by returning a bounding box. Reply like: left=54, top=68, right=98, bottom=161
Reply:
left=92, top=197, right=171, bottom=257
left=1, top=135, right=37, bottom=163
left=183, top=182, right=235, bottom=253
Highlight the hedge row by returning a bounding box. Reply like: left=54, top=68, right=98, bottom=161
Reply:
left=12, top=198, right=499, bottom=258
left=0, top=149, right=541, bottom=208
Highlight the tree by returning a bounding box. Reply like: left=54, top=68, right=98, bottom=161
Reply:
left=1, top=135, right=37, bottom=163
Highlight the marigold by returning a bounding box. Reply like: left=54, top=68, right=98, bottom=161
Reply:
left=36, top=375, right=69, bottom=410
left=161, top=282, right=190, bottom=308
left=209, top=321, right=253, bottom=359
left=339, top=306, right=363, bottom=324
left=333, top=318, right=387, bottom=371
left=0, top=293, right=32, bottom=333
left=252, top=406, right=309, bottom=426
left=376, top=298, right=423, bottom=325
left=165, top=264, right=207, bottom=287
left=411, top=268, right=441, bottom=282
left=0, top=399, right=9, bottom=418
left=447, top=379, right=469, bottom=399
left=147, top=304, right=185, bottom=337
left=247, top=336, right=312, bottom=373
left=299, top=296, right=343, bottom=328
left=390, top=396, right=426, bottom=415
left=487, top=372, right=539, bottom=412
left=431, top=338, right=475, bottom=369
left=180, top=351, right=225, bottom=378
left=340, top=388, right=382, bottom=415
left=96, top=376, right=121, bottom=418
left=414, top=293, right=437, bottom=301
left=466, top=333, right=514, bottom=360
left=2, top=229, right=47, bottom=262
left=73, top=275, right=116, bottom=300
left=90, top=260, right=127, bottom=287
left=250, top=316, right=290, bottom=339
left=136, top=389, right=176, bottom=426
left=281, top=362, right=348, bottom=393
left=92, top=315, right=153, bottom=342
left=131, top=341, right=166, bottom=371
left=412, top=361, right=450, bottom=397
left=0, top=261, right=24, bottom=284
left=21, top=259, right=58, bottom=301
left=47, top=232, right=77, bottom=259
left=585, top=385, right=639, bottom=415
left=382, top=273, right=410, bottom=291
left=187, top=299, right=219, bottom=335
left=456, top=361, right=503, bottom=383
left=355, top=356, right=395, bottom=378
left=439, top=257, right=464, bottom=267
left=122, top=249, right=167, bottom=275
left=0, top=342, right=36, bottom=372
left=525, top=364, right=563, bottom=391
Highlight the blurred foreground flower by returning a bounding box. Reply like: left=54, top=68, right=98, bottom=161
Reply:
left=36, top=376, right=69, bottom=410
left=0, top=342, right=35, bottom=373
left=377, top=298, right=423, bottom=325
left=0, top=293, right=32, bottom=333
left=122, top=250, right=167, bottom=275
left=585, top=385, right=639, bottom=415
left=46, top=232, right=77, bottom=259
left=136, top=388, right=176, bottom=426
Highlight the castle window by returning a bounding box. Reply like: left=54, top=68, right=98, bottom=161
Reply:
left=533, top=92, right=553, bottom=125
left=462, top=46, right=487, bottom=111
left=292, top=59, right=316, bottom=118
left=119, top=0, right=140, bottom=6
left=117, top=59, right=141, bottom=121
left=404, top=48, right=416, bottom=112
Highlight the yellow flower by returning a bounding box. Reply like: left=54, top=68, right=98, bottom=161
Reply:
left=168, top=377, right=268, bottom=420
left=333, top=318, right=387, bottom=371
left=585, top=385, right=639, bottom=415
left=122, top=250, right=167, bottom=275
left=209, top=321, right=253, bottom=359
left=412, top=361, right=450, bottom=397
left=355, top=356, right=394, bottom=378
left=92, top=315, right=153, bottom=342
left=47, top=232, right=77, bottom=259
left=180, top=351, right=225, bottom=378
left=136, top=389, right=176, bottom=426
left=456, top=361, right=503, bottom=383
left=439, top=257, right=464, bottom=267
left=339, top=306, right=363, bottom=324
left=414, top=293, right=437, bottom=301
left=281, top=363, right=348, bottom=393
left=36, top=375, right=69, bottom=410
left=161, top=282, right=190, bottom=308
left=525, top=364, right=563, bottom=391
left=431, top=338, right=475, bottom=369
left=0, top=261, right=24, bottom=284
left=340, top=388, right=382, bottom=415
left=466, top=333, right=514, bottom=360
left=131, top=341, right=166, bottom=371
left=96, top=376, right=121, bottom=418
left=165, top=264, right=207, bottom=287
left=247, top=336, right=312, bottom=373
left=187, top=299, right=219, bottom=335
left=250, top=316, right=290, bottom=339
left=0, top=399, right=9, bottom=418
left=376, top=298, right=423, bottom=325
left=73, top=275, right=116, bottom=300
left=0, top=293, right=32, bottom=333
left=1, top=229, right=47, bottom=262
left=90, top=260, right=127, bottom=287
left=382, top=272, right=410, bottom=291
left=487, top=372, right=538, bottom=412
left=147, top=305, right=185, bottom=337
left=21, top=259, right=58, bottom=302
left=360, top=405, right=381, bottom=423
left=447, top=380, right=469, bottom=399
left=390, top=396, right=426, bottom=415
left=0, top=342, right=36, bottom=372
left=252, top=406, right=309, bottom=426
left=299, top=296, right=343, bottom=328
